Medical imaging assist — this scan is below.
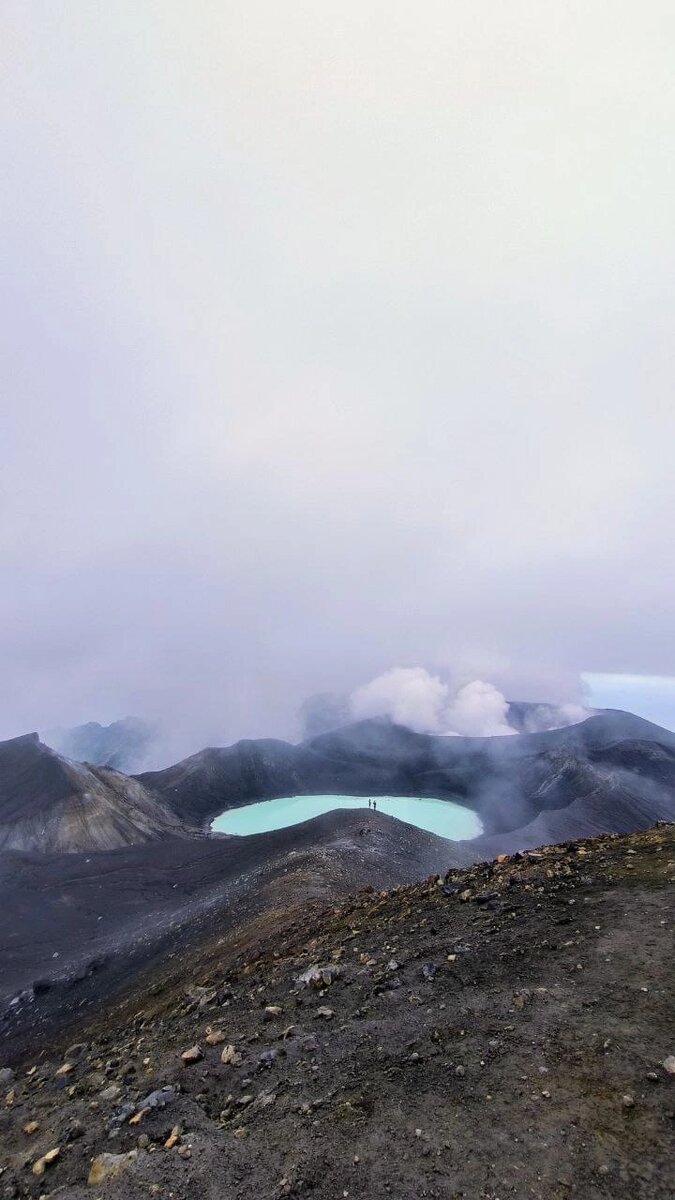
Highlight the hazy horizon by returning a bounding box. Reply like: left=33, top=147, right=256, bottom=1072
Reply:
left=3, top=4, right=675, bottom=751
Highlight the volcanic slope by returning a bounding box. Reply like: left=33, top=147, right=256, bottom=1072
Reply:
left=0, top=809, right=463, bottom=1051
left=0, top=734, right=189, bottom=853
left=0, top=823, right=672, bottom=1200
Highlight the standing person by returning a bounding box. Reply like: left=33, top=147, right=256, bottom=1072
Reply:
left=373, top=799, right=377, bottom=812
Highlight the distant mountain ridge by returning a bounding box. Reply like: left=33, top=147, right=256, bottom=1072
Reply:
left=139, top=709, right=675, bottom=844
left=42, top=717, right=155, bottom=773
left=1, top=709, right=674, bottom=856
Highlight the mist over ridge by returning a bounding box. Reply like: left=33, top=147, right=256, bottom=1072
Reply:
left=2, top=3, right=675, bottom=749
left=39, top=665, right=592, bottom=772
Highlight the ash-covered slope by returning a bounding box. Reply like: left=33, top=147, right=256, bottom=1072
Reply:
left=0, top=809, right=462, bottom=1051
left=0, top=823, right=672, bottom=1200
left=0, top=733, right=189, bottom=853
left=140, top=710, right=675, bottom=843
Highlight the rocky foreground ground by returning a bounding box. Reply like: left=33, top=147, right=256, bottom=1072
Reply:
left=0, top=824, right=673, bottom=1200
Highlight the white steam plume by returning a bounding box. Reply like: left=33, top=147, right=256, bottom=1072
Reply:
left=350, top=668, right=515, bottom=737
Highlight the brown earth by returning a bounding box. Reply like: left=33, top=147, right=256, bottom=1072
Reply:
left=0, top=823, right=673, bottom=1200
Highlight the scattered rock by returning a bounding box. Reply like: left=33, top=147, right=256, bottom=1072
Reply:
left=264, top=1005, right=284, bottom=1019
left=63, top=1117, right=85, bottom=1142
left=164, top=1125, right=181, bottom=1149
left=205, top=1028, right=226, bottom=1046
left=100, top=1084, right=122, bottom=1102
left=622, top=1093, right=635, bottom=1109
left=88, top=1150, right=137, bottom=1186
left=221, top=1045, right=243, bottom=1066
left=55, top=1062, right=75, bottom=1077
left=663, top=1055, right=675, bottom=1076
left=32, top=1147, right=60, bottom=1176
left=296, top=964, right=341, bottom=989
left=316, top=1006, right=334, bottom=1020
left=22, top=1121, right=39, bottom=1135
left=65, top=1042, right=87, bottom=1061
left=258, top=1048, right=279, bottom=1067
left=137, top=1086, right=176, bottom=1113
left=180, top=1045, right=203, bottom=1065
left=0, top=1069, right=14, bottom=1087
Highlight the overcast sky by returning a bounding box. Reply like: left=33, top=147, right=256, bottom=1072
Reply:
left=2, top=2, right=674, bottom=751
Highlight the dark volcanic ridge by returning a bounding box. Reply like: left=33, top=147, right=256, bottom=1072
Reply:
left=0, top=734, right=190, bottom=854
left=138, top=709, right=675, bottom=840
left=2, top=709, right=675, bottom=857
left=0, top=823, right=673, bottom=1200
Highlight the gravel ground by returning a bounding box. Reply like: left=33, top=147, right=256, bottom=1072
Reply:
left=0, top=823, right=673, bottom=1200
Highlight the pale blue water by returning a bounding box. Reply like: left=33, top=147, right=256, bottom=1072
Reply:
left=211, top=794, right=482, bottom=840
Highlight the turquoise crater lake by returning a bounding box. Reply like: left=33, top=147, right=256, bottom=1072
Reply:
left=211, top=794, right=483, bottom=840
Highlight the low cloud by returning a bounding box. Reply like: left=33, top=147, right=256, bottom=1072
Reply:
left=347, top=667, right=588, bottom=739
left=350, top=668, right=514, bottom=737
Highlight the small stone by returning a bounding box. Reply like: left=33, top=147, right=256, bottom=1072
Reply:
left=177, top=1145, right=191, bottom=1159
left=137, top=1087, right=176, bottom=1112
left=55, top=1063, right=74, bottom=1077
left=0, top=1069, right=15, bottom=1087
left=164, top=1125, right=181, bottom=1149
left=622, top=1093, right=635, bottom=1109
left=100, top=1084, right=122, bottom=1102
left=64, top=1043, right=87, bottom=1061
left=316, top=1006, right=334, bottom=1019
left=23, top=1121, right=39, bottom=1135
left=264, top=1006, right=283, bottom=1019
left=32, top=1148, right=60, bottom=1176
left=455, top=1066, right=465, bottom=1077
left=205, top=1029, right=226, bottom=1046
left=88, top=1151, right=137, bottom=1186
left=663, top=1055, right=675, bottom=1076
left=221, top=1045, right=243, bottom=1066
left=296, top=964, right=341, bottom=989
left=180, top=1046, right=203, bottom=1065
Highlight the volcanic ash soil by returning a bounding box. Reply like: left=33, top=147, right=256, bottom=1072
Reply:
left=0, top=824, right=674, bottom=1200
